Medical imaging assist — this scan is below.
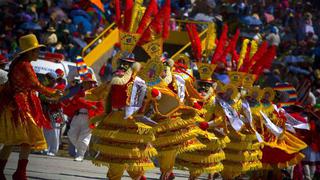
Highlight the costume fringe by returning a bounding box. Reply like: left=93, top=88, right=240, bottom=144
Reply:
left=226, top=141, right=263, bottom=151
left=92, top=160, right=155, bottom=171
left=153, top=117, right=195, bottom=133
left=92, top=144, right=157, bottom=158
left=225, top=149, right=262, bottom=162
left=153, top=129, right=199, bottom=147
left=228, top=130, right=260, bottom=142
left=222, top=161, right=263, bottom=178
left=177, top=161, right=224, bottom=175
left=176, top=139, right=206, bottom=154
left=177, top=150, right=225, bottom=164
left=92, top=129, right=155, bottom=143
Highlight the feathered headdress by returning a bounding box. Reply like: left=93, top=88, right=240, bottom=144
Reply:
left=114, top=0, right=171, bottom=57
left=186, top=23, right=202, bottom=62
left=185, top=23, right=216, bottom=82
left=231, top=40, right=277, bottom=88
left=211, top=24, right=228, bottom=64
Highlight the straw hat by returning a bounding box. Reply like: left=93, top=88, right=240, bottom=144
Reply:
left=18, top=34, right=45, bottom=55
left=47, top=27, right=56, bottom=32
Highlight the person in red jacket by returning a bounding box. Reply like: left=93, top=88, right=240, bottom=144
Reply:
left=65, top=74, right=101, bottom=162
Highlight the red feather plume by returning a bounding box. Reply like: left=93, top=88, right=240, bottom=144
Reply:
left=220, top=28, right=240, bottom=64
left=162, top=0, right=171, bottom=39
left=136, top=0, right=159, bottom=34
left=123, top=0, right=134, bottom=32
left=186, top=24, right=202, bottom=61
left=231, top=50, right=239, bottom=70
left=243, top=41, right=268, bottom=72
left=252, top=45, right=277, bottom=76
left=138, top=1, right=171, bottom=45
left=211, top=24, right=228, bottom=64
left=114, top=0, right=122, bottom=29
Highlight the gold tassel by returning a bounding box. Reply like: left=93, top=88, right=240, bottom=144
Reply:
left=177, top=150, right=226, bottom=163
left=92, top=144, right=158, bottom=158
left=92, top=129, right=155, bottom=143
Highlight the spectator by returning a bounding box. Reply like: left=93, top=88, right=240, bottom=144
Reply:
left=266, top=26, right=281, bottom=46
left=0, top=55, right=8, bottom=85
left=66, top=75, right=101, bottom=162
left=41, top=72, right=65, bottom=157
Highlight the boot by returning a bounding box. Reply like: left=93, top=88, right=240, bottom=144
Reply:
left=169, top=172, right=175, bottom=180
left=140, top=175, right=147, bottom=180
left=0, top=159, right=7, bottom=180
left=12, top=159, right=28, bottom=180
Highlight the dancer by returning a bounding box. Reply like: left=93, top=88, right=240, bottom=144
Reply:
left=259, top=87, right=307, bottom=178
left=174, top=24, right=228, bottom=180
left=0, top=34, right=61, bottom=180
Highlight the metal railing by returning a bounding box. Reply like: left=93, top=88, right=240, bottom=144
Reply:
left=171, top=28, right=208, bottom=59
left=81, top=19, right=210, bottom=58
left=81, top=22, right=116, bottom=57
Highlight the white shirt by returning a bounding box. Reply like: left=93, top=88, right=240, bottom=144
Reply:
left=0, top=69, right=8, bottom=85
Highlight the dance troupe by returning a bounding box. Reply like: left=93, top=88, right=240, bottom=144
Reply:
left=1, top=0, right=320, bottom=180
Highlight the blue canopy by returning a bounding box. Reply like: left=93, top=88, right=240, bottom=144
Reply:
left=240, top=16, right=262, bottom=26
left=20, top=22, right=42, bottom=30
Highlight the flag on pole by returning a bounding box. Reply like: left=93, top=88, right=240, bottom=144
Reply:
left=76, top=56, right=89, bottom=80
left=89, top=0, right=105, bottom=12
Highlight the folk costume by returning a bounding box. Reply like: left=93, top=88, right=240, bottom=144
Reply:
left=137, top=40, right=206, bottom=179
left=259, top=88, right=307, bottom=169
left=0, top=34, right=59, bottom=180
left=208, top=27, right=269, bottom=178
left=87, top=1, right=172, bottom=179
left=174, top=23, right=228, bottom=179
left=144, top=81, right=206, bottom=179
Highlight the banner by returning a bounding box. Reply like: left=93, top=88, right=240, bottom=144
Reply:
left=125, top=77, right=147, bottom=119
left=218, top=98, right=243, bottom=132
left=260, top=110, right=283, bottom=137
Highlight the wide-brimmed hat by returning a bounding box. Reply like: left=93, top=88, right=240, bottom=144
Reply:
left=47, top=26, right=56, bottom=32
left=18, top=34, right=45, bottom=55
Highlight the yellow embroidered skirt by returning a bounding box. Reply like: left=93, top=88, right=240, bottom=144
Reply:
left=91, top=111, right=157, bottom=172
left=152, top=116, right=205, bottom=154
left=176, top=130, right=229, bottom=176
left=222, top=130, right=263, bottom=179
left=0, top=105, right=47, bottom=150
left=261, top=131, right=307, bottom=169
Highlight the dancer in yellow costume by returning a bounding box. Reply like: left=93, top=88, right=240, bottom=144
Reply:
left=143, top=57, right=206, bottom=180
left=87, top=56, right=157, bottom=180
left=171, top=23, right=229, bottom=179
left=176, top=62, right=229, bottom=180
left=259, top=88, right=307, bottom=171
left=85, top=0, right=174, bottom=178
left=213, top=82, right=262, bottom=179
